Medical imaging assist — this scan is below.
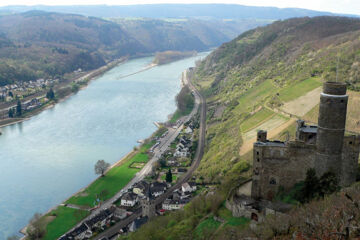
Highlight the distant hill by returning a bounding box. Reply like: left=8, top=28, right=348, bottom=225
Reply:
left=0, top=11, right=267, bottom=86
left=1, top=4, right=358, bottom=19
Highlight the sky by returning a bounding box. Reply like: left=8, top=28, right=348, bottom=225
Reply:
left=0, top=0, right=359, bottom=15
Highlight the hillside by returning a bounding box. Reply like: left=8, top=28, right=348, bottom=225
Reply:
left=123, top=16, right=360, bottom=240
left=0, top=11, right=142, bottom=86
left=1, top=4, right=357, bottom=19
left=0, top=11, right=263, bottom=86
left=193, top=16, right=360, bottom=183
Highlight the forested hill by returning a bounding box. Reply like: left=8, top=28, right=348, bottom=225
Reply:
left=124, top=16, right=360, bottom=240
left=1, top=4, right=357, bottom=19
left=0, top=11, right=264, bottom=86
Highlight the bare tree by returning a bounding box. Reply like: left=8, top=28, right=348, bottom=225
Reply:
left=26, top=213, right=46, bottom=240
left=94, top=159, right=111, bottom=177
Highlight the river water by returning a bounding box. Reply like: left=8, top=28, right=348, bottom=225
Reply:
left=0, top=52, right=209, bottom=239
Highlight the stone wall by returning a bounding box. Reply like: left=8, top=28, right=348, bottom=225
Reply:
left=252, top=141, right=316, bottom=200
left=341, top=135, right=360, bottom=186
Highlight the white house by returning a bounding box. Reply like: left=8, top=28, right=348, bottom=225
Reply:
left=121, top=192, right=138, bottom=207
left=181, top=182, right=197, bottom=193
left=185, top=126, right=193, bottom=134
left=162, top=198, right=190, bottom=211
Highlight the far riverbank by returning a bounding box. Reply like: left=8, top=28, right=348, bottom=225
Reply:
left=0, top=57, right=128, bottom=129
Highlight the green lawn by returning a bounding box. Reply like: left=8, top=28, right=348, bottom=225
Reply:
left=66, top=141, right=154, bottom=207
left=43, top=207, right=89, bottom=240
left=218, top=207, right=250, bottom=227
left=195, top=216, right=221, bottom=239
left=169, top=107, right=193, bottom=124
left=240, top=108, right=274, bottom=132
left=160, top=174, right=178, bottom=182
left=235, top=79, right=277, bottom=113
left=278, top=77, right=322, bottom=102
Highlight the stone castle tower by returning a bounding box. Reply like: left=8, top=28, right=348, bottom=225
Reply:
left=251, top=81, right=360, bottom=200
left=140, top=188, right=156, bottom=219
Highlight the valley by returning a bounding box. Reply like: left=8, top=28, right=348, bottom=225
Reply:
left=0, top=3, right=360, bottom=240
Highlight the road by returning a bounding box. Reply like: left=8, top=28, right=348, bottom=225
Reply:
left=93, top=68, right=207, bottom=240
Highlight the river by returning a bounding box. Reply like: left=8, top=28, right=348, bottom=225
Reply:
left=0, top=52, right=209, bottom=239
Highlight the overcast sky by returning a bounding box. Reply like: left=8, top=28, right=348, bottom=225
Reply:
left=1, top=0, right=359, bottom=15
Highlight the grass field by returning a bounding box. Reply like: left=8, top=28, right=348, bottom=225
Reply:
left=160, top=174, right=178, bottom=182
left=218, top=207, right=250, bottom=227
left=278, top=77, right=322, bottom=102
left=195, top=215, right=222, bottom=239
left=242, top=113, right=289, bottom=140
left=235, top=79, right=276, bottom=113
left=66, top=142, right=154, bottom=207
left=43, top=207, right=89, bottom=240
left=240, top=108, right=274, bottom=132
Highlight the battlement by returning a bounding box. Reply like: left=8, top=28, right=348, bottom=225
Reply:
left=323, top=81, right=347, bottom=95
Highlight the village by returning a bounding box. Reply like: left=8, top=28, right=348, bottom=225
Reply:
left=0, top=78, right=59, bottom=102
left=58, top=115, right=202, bottom=240
left=0, top=67, right=87, bottom=121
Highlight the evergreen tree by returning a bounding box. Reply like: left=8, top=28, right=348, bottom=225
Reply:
left=8, top=108, right=13, bottom=118
left=166, top=168, right=173, bottom=183
left=46, top=88, right=55, bottom=100
left=16, top=100, right=22, bottom=117
left=299, top=168, right=319, bottom=203
left=318, top=171, right=339, bottom=198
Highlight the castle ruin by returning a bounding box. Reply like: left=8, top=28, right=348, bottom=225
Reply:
left=251, top=81, right=360, bottom=200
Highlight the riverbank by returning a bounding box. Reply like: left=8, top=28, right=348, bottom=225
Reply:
left=9, top=53, right=209, bottom=240
left=0, top=57, right=128, bottom=129
left=153, top=51, right=197, bottom=65
left=22, top=70, right=194, bottom=239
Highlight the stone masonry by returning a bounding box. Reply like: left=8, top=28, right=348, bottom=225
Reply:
left=251, top=82, right=360, bottom=200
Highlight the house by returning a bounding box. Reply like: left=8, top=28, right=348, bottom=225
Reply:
left=177, top=168, right=187, bottom=173
left=128, top=216, right=148, bottom=232
left=133, top=181, right=150, bottom=196
left=121, top=192, right=138, bottom=207
left=85, top=208, right=114, bottom=230
left=185, top=126, right=193, bottom=134
left=59, top=223, right=92, bottom=240
left=162, top=198, right=190, bottom=211
left=181, top=182, right=197, bottom=193
left=174, top=150, right=188, bottom=158
left=149, top=182, right=167, bottom=197
left=113, top=207, right=128, bottom=220
left=150, top=187, right=164, bottom=197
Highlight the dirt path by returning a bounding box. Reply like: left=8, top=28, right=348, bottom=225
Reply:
left=239, top=118, right=296, bottom=156
left=242, top=115, right=288, bottom=141
left=280, top=87, right=322, bottom=117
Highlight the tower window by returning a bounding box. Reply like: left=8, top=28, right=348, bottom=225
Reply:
left=349, top=141, right=353, bottom=145
left=341, top=100, right=344, bottom=103
left=256, top=151, right=259, bottom=155
left=269, top=178, right=277, bottom=185
left=257, top=158, right=260, bottom=162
